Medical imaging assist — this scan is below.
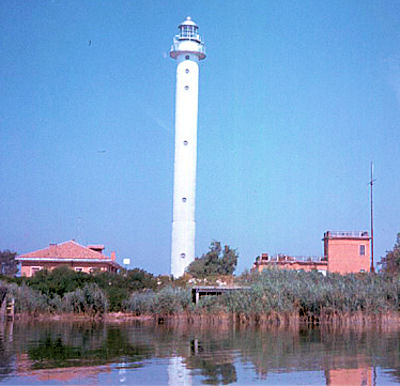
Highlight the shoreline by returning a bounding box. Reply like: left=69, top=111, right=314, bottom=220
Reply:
left=9, top=310, right=400, bottom=328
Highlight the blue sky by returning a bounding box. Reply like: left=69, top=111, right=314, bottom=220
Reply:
left=1, top=1, right=399, bottom=274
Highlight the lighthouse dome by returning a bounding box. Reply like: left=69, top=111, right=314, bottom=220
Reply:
left=179, top=16, right=198, bottom=28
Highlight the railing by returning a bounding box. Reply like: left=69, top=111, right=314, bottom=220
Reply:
left=175, top=33, right=203, bottom=43
left=171, top=37, right=206, bottom=54
left=326, top=231, right=369, bottom=238
left=257, top=255, right=326, bottom=263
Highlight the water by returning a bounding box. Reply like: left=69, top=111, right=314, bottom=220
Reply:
left=0, top=321, right=400, bottom=384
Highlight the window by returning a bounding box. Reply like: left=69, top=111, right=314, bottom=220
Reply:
left=182, top=26, right=196, bottom=38
left=360, top=245, right=365, bottom=256
left=182, top=197, right=187, bottom=202
left=185, top=55, right=190, bottom=60
left=185, top=68, right=189, bottom=74
left=183, top=140, right=188, bottom=146
left=184, top=85, right=189, bottom=90
left=31, top=267, right=41, bottom=275
left=180, top=253, right=186, bottom=259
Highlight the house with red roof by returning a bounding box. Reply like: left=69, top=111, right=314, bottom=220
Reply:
left=17, top=240, right=122, bottom=277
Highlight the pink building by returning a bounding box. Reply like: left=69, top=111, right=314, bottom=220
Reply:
left=324, top=231, right=370, bottom=274
left=253, top=231, right=371, bottom=275
left=17, top=240, right=122, bottom=277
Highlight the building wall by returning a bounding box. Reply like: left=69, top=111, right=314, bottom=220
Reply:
left=20, top=262, right=116, bottom=277
left=326, top=238, right=370, bottom=274
left=253, top=232, right=371, bottom=275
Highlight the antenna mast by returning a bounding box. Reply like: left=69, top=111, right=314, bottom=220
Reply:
left=369, top=162, right=376, bottom=272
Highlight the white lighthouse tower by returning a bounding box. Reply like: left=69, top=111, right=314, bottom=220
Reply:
left=170, top=17, right=206, bottom=277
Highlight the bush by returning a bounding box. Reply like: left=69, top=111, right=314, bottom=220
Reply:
left=63, top=283, right=108, bottom=316
left=151, top=287, right=191, bottom=315
left=124, top=291, right=155, bottom=315
left=26, top=266, right=93, bottom=298
left=23, top=266, right=157, bottom=313
left=4, top=282, right=50, bottom=313
left=93, top=269, right=158, bottom=312
left=124, top=287, right=191, bottom=315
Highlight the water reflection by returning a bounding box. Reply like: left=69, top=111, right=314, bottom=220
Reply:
left=187, top=338, right=237, bottom=384
left=0, top=322, right=14, bottom=382
left=168, top=357, right=192, bottom=385
left=0, top=321, right=399, bottom=384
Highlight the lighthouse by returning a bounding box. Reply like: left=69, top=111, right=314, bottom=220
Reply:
left=170, top=17, right=206, bottom=277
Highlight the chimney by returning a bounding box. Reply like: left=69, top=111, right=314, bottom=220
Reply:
left=111, top=251, right=116, bottom=261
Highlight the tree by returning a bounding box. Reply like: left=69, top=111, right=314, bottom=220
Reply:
left=93, top=268, right=157, bottom=311
left=126, top=268, right=157, bottom=291
left=187, top=241, right=238, bottom=278
left=379, top=233, right=400, bottom=274
left=0, top=250, right=18, bottom=276
left=27, top=266, right=93, bottom=297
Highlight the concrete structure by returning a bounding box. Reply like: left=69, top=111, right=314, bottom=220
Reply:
left=170, top=17, right=206, bottom=277
left=253, top=231, right=371, bottom=275
left=324, top=231, right=370, bottom=274
left=191, top=286, right=250, bottom=305
left=17, top=240, right=121, bottom=277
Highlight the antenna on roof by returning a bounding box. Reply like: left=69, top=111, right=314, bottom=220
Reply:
left=369, top=162, right=376, bottom=273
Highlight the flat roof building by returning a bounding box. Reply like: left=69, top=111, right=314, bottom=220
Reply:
left=253, top=231, right=371, bottom=275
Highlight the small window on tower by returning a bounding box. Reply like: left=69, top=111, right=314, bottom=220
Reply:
left=183, top=140, right=188, bottom=145
left=185, top=69, right=189, bottom=74
left=360, top=245, right=366, bottom=256
left=185, top=55, right=190, bottom=60
left=182, top=197, right=187, bottom=202
left=180, top=253, right=186, bottom=259
left=184, top=85, right=189, bottom=90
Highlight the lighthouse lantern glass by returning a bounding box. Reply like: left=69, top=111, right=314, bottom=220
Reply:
left=180, top=25, right=197, bottom=39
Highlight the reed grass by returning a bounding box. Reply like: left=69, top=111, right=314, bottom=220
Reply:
left=123, top=269, right=400, bottom=325
left=3, top=268, right=400, bottom=325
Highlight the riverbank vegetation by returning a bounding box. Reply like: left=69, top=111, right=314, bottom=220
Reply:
left=123, top=269, right=400, bottom=325
left=3, top=267, right=400, bottom=325
left=1, top=235, right=400, bottom=324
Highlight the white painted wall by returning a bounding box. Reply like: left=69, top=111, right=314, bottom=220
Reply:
left=171, top=54, right=199, bottom=278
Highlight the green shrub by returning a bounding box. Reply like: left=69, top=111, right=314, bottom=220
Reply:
left=152, top=286, right=191, bottom=315
left=93, top=269, right=158, bottom=312
left=23, top=266, right=157, bottom=313
left=4, top=282, right=50, bottom=313
left=124, top=291, right=155, bottom=315
left=63, top=283, right=108, bottom=316
left=26, top=266, right=93, bottom=298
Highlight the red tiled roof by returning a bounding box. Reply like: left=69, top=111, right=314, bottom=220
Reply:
left=19, top=240, right=111, bottom=261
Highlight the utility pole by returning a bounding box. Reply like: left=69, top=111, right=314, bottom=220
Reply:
left=369, top=162, right=376, bottom=273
